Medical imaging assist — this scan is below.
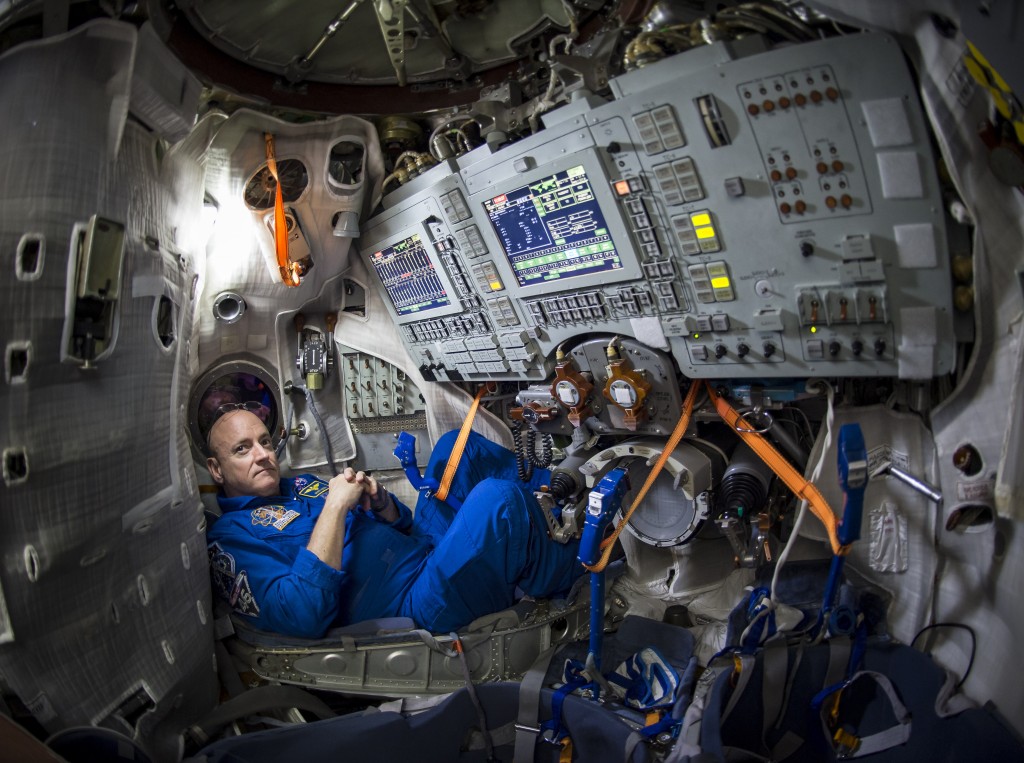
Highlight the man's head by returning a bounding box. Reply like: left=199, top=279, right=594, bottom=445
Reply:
left=206, top=410, right=280, bottom=497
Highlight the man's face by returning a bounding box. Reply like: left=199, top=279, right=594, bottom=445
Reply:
left=206, top=411, right=280, bottom=498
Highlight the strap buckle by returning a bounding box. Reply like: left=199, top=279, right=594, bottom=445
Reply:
left=833, top=726, right=861, bottom=759
left=514, top=723, right=563, bottom=747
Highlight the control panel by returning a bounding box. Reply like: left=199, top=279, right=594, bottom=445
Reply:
left=358, top=32, right=954, bottom=381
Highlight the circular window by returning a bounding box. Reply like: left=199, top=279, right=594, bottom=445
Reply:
left=187, top=358, right=282, bottom=461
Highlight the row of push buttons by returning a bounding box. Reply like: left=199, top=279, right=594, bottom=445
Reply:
left=453, top=224, right=488, bottom=258
left=688, top=261, right=734, bottom=304
left=606, top=286, right=653, bottom=317
left=671, top=210, right=722, bottom=255
left=471, top=261, right=503, bottom=293
left=632, top=105, right=686, bottom=155
left=487, top=295, right=520, bottom=327
left=440, top=189, right=471, bottom=225
left=694, top=313, right=731, bottom=332
left=531, top=293, right=609, bottom=326
left=653, top=157, right=705, bottom=206
left=615, top=185, right=662, bottom=259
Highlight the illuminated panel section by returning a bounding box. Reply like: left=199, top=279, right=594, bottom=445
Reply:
left=369, top=233, right=451, bottom=317
left=483, top=165, right=625, bottom=289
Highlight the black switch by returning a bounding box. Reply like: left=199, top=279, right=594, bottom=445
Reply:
left=736, top=343, right=750, bottom=358
left=800, top=241, right=814, bottom=257
left=874, top=338, right=886, bottom=356
left=851, top=340, right=863, bottom=356
left=714, top=344, right=728, bottom=359
left=762, top=342, right=776, bottom=358
left=829, top=341, right=841, bottom=357
left=606, top=141, right=622, bottom=154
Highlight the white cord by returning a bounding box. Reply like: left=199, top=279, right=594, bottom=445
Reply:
left=769, top=379, right=835, bottom=606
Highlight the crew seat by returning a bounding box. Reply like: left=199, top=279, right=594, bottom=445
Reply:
left=219, top=589, right=591, bottom=698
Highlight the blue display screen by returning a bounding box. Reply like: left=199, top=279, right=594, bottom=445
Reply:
left=369, top=233, right=451, bottom=316
left=483, top=165, right=623, bottom=288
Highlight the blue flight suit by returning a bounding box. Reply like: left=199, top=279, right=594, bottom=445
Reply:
left=207, top=430, right=582, bottom=638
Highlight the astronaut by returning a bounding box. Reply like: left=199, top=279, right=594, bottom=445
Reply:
left=204, top=406, right=583, bottom=638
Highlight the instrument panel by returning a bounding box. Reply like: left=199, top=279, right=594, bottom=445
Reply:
left=359, top=32, right=955, bottom=382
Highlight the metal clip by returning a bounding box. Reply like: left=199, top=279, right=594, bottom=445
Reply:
left=733, top=407, right=773, bottom=434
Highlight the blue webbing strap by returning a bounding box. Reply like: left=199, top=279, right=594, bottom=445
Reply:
left=393, top=432, right=461, bottom=510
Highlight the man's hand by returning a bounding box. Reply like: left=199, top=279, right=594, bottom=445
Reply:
left=343, top=468, right=399, bottom=523
left=323, top=469, right=366, bottom=516
left=308, top=470, right=365, bottom=570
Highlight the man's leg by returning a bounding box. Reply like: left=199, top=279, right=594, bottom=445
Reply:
left=414, top=430, right=550, bottom=548
left=401, top=477, right=582, bottom=633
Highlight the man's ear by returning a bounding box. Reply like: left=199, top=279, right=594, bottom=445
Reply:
left=207, top=456, right=224, bottom=485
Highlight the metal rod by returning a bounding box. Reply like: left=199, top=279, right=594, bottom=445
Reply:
left=887, top=465, right=943, bottom=504
left=301, top=1, right=363, bottom=65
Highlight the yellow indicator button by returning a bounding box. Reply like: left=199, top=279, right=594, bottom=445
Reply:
left=711, top=276, right=731, bottom=289
left=695, top=226, right=717, bottom=240
left=490, top=279, right=504, bottom=291
left=690, top=211, right=712, bottom=227
left=613, top=180, right=631, bottom=197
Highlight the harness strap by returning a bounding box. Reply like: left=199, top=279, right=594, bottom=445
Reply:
left=722, top=654, right=756, bottom=723
left=435, top=385, right=490, bottom=504
left=815, top=671, right=912, bottom=759
left=513, top=645, right=558, bottom=763
left=465, top=721, right=519, bottom=751
left=705, top=382, right=846, bottom=555
left=667, top=659, right=733, bottom=762
left=772, top=639, right=808, bottom=761
left=583, top=381, right=701, bottom=573
left=451, top=633, right=493, bottom=761
left=263, top=133, right=300, bottom=287
left=761, top=637, right=788, bottom=741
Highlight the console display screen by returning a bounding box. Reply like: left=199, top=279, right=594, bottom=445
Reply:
left=483, top=165, right=624, bottom=288
left=369, top=233, right=451, bottom=316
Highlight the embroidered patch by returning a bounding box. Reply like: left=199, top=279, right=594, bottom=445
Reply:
left=229, top=571, right=260, bottom=617
left=250, top=505, right=299, bottom=530
left=208, top=544, right=261, bottom=617
left=293, top=476, right=309, bottom=489
left=298, top=480, right=329, bottom=498
left=272, top=509, right=300, bottom=530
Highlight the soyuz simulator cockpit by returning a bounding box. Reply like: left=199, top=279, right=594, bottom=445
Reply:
left=0, top=1, right=1023, bottom=761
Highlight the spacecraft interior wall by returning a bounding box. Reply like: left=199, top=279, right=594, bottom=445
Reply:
left=0, top=20, right=217, bottom=759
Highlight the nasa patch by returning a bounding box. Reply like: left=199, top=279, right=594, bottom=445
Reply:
left=298, top=480, right=329, bottom=498
left=251, top=505, right=300, bottom=530
left=293, top=476, right=309, bottom=489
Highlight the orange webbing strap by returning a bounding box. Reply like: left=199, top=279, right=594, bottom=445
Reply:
left=704, top=381, right=847, bottom=556
left=559, top=737, right=573, bottom=763
left=582, top=381, right=701, bottom=573
left=264, top=133, right=300, bottom=287
left=435, top=385, right=490, bottom=503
